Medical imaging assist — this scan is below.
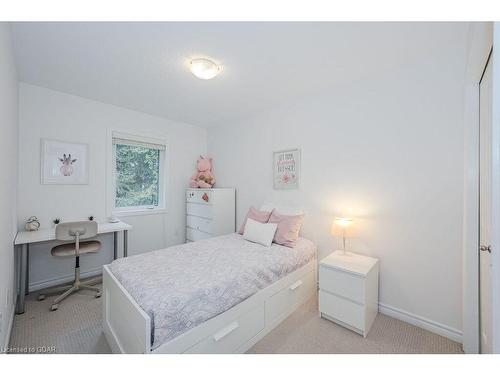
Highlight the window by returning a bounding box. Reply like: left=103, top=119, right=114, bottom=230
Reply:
left=111, top=133, right=166, bottom=214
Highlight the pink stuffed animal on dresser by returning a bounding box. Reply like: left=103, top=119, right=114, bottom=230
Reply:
left=190, top=156, right=216, bottom=188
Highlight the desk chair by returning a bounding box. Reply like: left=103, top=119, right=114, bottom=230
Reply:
left=38, top=221, right=102, bottom=311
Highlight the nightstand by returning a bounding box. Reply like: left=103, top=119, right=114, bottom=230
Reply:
left=319, top=251, right=379, bottom=337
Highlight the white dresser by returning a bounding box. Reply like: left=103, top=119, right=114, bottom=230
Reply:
left=319, top=251, right=379, bottom=337
left=186, top=188, right=236, bottom=242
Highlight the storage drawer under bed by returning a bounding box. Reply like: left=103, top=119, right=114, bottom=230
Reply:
left=265, top=269, right=316, bottom=326
left=181, top=267, right=315, bottom=354
left=183, top=305, right=265, bottom=353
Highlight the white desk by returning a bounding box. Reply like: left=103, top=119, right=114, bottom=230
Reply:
left=14, top=221, right=132, bottom=314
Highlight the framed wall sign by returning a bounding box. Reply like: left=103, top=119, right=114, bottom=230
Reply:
left=273, top=148, right=300, bottom=189
left=41, top=139, right=89, bottom=185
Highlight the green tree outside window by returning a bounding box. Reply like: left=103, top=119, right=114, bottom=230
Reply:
left=115, top=144, right=160, bottom=208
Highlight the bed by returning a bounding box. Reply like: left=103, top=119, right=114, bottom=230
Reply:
left=103, top=219, right=317, bottom=353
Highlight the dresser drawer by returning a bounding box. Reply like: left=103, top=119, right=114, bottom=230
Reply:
left=266, top=270, right=316, bottom=326
left=319, top=290, right=364, bottom=331
left=319, top=266, right=365, bottom=303
left=184, top=305, right=265, bottom=353
left=186, top=190, right=212, bottom=205
left=187, top=215, right=213, bottom=234
left=186, top=227, right=212, bottom=242
left=186, top=203, right=213, bottom=219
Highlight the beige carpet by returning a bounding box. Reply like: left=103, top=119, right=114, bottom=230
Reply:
left=248, top=297, right=463, bottom=354
left=9, top=287, right=462, bottom=354
left=9, top=286, right=111, bottom=354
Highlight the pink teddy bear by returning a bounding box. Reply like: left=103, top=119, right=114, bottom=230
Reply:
left=190, top=156, right=216, bottom=188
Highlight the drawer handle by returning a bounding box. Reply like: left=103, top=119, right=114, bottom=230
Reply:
left=213, top=322, right=239, bottom=342
left=289, top=280, right=303, bottom=291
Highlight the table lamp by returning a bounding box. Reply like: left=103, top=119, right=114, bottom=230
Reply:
left=331, top=217, right=354, bottom=255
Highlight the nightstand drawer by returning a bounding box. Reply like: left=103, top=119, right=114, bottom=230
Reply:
left=319, top=266, right=364, bottom=303
left=319, top=290, right=364, bottom=331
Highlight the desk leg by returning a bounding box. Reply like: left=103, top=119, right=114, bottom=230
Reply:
left=123, top=230, right=128, bottom=257
left=16, top=244, right=28, bottom=314
left=25, top=247, right=30, bottom=295
left=113, top=232, right=118, bottom=260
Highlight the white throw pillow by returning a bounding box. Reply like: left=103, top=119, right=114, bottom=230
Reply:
left=243, top=218, right=278, bottom=247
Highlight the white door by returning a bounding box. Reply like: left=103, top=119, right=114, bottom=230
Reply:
left=479, top=55, right=493, bottom=354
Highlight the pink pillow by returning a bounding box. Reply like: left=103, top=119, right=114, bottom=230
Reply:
left=238, top=207, right=273, bottom=234
left=268, top=211, right=305, bottom=248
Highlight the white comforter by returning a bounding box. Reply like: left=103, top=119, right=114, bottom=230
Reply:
left=109, top=233, right=317, bottom=349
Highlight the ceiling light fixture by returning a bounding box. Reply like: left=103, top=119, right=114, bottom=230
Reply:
left=190, top=58, right=222, bottom=80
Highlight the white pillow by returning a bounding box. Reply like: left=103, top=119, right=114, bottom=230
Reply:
left=243, top=218, right=278, bottom=247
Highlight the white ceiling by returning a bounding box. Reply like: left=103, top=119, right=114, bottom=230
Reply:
left=11, top=22, right=469, bottom=128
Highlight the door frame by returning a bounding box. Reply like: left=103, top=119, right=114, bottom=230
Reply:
left=479, top=49, right=493, bottom=353
left=463, top=22, right=493, bottom=354
left=491, top=24, right=500, bottom=353
left=464, top=22, right=500, bottom=354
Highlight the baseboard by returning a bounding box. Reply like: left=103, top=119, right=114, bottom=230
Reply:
left=1, top=302, right=15, bottom=353
left=29, top=267, right=102, bottom=292
left=378, top=302, right=462, bottom=344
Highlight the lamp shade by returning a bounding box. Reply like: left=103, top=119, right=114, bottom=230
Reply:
left=331, top=217, right=354, bottom=236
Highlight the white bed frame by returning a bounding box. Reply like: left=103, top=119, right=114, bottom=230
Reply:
left=103, top=259, right=317, bottom=353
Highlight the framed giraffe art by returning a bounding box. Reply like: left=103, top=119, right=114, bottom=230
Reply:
left=41, top=138, right=89, bottom=185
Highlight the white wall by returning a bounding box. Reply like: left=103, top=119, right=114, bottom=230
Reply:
left=18, top=83, right=206, bottom=291
left=0, top=23, right=18, bottom=349
left=208, top=53, right=466, bottom=337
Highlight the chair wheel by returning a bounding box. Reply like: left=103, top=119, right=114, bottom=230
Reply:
left=38, top=294, right=46, bottom=301
left=50, top=304, right=58, bottom=311
left=95, top=291, right=102, bottom=298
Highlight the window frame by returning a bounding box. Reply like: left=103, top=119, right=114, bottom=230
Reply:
left=107, top=130, right=168, bottom=217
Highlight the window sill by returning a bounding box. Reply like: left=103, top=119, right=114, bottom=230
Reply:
left=112, top=208, right=168, bottom=217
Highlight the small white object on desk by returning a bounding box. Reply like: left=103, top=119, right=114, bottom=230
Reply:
left=109, top=215, right=120, bottom=223
left=319, top=250, right=379, bottom=337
